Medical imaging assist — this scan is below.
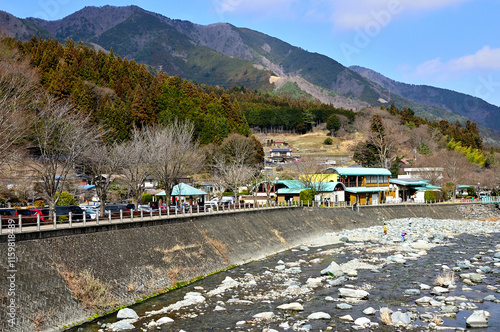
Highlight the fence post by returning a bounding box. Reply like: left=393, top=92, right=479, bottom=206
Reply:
left=130, top=209, right=134, bottom=222
left=18, top=215, right=22, bottom=233
left=120, top=209, right=123, bottom=223
left=83, top=212, right=86, bottom=227
left=150, top=209, right=153, bottom=220
left=0, top=216, right=2, bottom=234
left=159, top=206, right=162, bottom=218
left=37, top=214, right=40, bottom=231
left=53, top=212, right=57, bottom=229
left=109, top=210, right=112, bottom=223
left=140, top=209, right=144, bottom=222
left=69, top=212, right=72, bottom=228
left=197, top=205, right=199, bottom=214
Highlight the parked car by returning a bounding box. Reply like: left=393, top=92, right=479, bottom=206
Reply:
left=82, top=208, right=99, bottom=219
left=15, top=209, right=32, bottom=217
left=0, top=208, right=17, bottom=217
left=28, top=208, right=50, bottom=221
left=138, top=205, right=157, bottom=213
left=55, top=205, right=89, bottom=221
left=103, top=204, right=130, bottom=215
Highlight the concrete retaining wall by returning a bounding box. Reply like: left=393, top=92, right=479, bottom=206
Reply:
left=0, top=204, right=482, bottom=331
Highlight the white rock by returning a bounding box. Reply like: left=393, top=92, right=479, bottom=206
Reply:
left=415, top=296, right=433, bottom=305
left=432, top=286, right=450, bottom=293
left=253, top=312, right=275, bottom=321
left=354, top=317, right=371, bottom=326
left=116, top=308, right=139, bottom=320
left=391, top=311, right=411, bottom=325
left=109, top=322, right=135, bottom=331
left=339, top=315, right=354, bottom=322
left=321, top=261, right=343, bottom=276
left=466, top=310, right=490, bottom=328
left=156, top=317, right=174, bottom=325
left=214, top=306, right=226, bottom=311
left=339, top=288, right=369, bottom=299
left=363, top=307, right=376, bottom=315
left=277, top=302, right=304, bottom=311
left=307, top=312, right=331, bottom=320
left=306, top=277, right=323, bottom=288
left=279, top=322, right=290, bottom=329
left=419, top=283, right=431, bottom=290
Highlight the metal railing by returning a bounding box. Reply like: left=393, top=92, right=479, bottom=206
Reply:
left=0, top=197, right=490, bottom=235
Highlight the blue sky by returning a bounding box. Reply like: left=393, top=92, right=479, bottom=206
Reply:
left=3, top=0, right=500, bottom=106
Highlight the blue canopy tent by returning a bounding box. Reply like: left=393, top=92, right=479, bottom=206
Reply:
left=155, top=183, right=207, bottom=197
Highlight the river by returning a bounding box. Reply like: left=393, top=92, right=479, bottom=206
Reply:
left=70, top=218, right=500, bottom=331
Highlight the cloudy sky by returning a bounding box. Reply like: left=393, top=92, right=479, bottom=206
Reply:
left=4, top=0, right=500, bottom=106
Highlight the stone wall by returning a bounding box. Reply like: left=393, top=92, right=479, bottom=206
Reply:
left=0, top=204, right=485, bottom=331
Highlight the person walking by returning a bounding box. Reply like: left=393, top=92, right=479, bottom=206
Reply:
left=383, top=223, right=388, bottom=235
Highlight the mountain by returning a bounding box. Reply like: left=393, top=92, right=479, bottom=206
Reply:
left=350, top=65, right=500, bottom=133
left=1, top=5, right=499, bottom=140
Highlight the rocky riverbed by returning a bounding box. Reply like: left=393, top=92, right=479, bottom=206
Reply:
left=75, top=216, right=500, bottom=332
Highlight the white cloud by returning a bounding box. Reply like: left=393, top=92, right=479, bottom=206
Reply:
left=415, top=46, right=500, bottom=79
left=330, top=0, right=469, bottom=30
left=213, top=0, right=470, bottom=30
left=449, top=46, right=500, bottom=71
left=214, top=0, right=295, bottom=17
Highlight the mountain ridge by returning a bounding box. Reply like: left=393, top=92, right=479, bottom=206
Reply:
left=1, top=5, right=499, bottom=141
left=350, top=65, right=500, bottom=138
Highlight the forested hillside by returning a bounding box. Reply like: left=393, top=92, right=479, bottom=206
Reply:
left=1, top=36, right=357, bottom=144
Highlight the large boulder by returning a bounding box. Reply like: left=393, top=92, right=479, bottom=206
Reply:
left=321, top=261, right=343, bottom=276
left=307, top=312, right=331, bottom=320
left=277, top=302, right=303, bottom=311
left=466, top=310, right=490, bottom=328
left=339, top=287, right=369, bottom=299
left=116, top=308, right=139, bottom=320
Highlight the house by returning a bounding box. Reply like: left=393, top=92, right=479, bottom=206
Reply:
left=311, top=182, right=345, bottom=204
left=253, top=180, right=346, bottom=205
left=253, top=180, right=302, bottom=203
left=325, top=166, right=392, bottom=205
left=268, top=148, right=294, bottom=163
left=389, top=178, right=441, bottom=203
left=400, top=167, right=444, bottom=180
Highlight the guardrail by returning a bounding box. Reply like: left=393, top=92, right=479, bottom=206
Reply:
left=0, top=197, right=490, bottom=235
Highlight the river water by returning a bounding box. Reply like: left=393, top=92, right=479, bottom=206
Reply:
left=70, top=220, right=500, bottom=332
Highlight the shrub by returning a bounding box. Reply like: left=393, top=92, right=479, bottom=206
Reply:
left=140, top=193, right=152, bottom=203
left=56, top=192, right=75, bottom=206
left=34, top=200, right=45, bottom=207
left=299, top=189, right=316, bottom=205
left=424, top=190, right=441, bottom=202
left=324, top=137, right=333, bottom=145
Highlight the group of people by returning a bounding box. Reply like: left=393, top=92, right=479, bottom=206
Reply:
left=381, top=217, right=407, bottom=242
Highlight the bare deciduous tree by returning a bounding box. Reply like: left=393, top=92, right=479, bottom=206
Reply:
left=81, top=141, right=122, bottom=215
left=146, top=121, right=203, bottom=206
left=115, top=128, right=150, bottom=209
left=441, top=150, right=472, bottom=201
left=365, top=115, right=408, bottom=168
left=24, top=98, right=102, bottom=215
left=294, top=155, right=330, bottom=190
left=208, top=134, right=259, bottom=204
left=0, top=58, right=39, bottom=164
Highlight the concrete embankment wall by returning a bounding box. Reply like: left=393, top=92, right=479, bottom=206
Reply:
left=0, top=203, right=488, bottom=331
